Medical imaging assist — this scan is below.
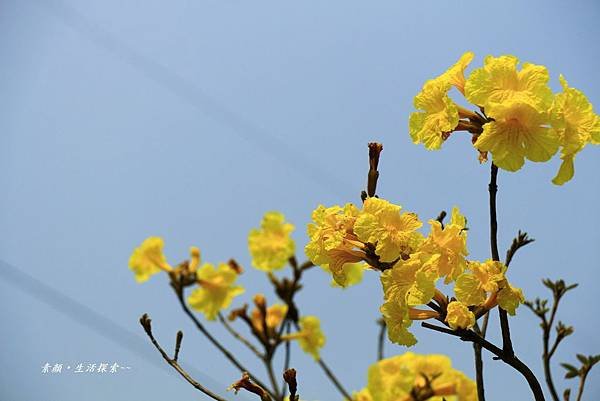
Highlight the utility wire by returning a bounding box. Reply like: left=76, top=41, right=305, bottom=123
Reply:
left=0, top=259, right=251, bottom=401
left=30, top=0, right=352, bottom=198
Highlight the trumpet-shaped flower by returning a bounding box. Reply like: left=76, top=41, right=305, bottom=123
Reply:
left=419, top=207, right=469, bottom=284
left=248, top=211, right=295, bottom=272
left=366, top=353, right=477, bottom=401
left=409, top=79, right=460, bottom=150
left=497, top=282, right=525, bottom=316
left=550, top=75, right=600, bottom=185
left=380, top=298, right=417, bottom=347
left=436, top=51, right=475, bottom=95
left=454, top=260, right=524, bottom=315
left=188, top=263, right=245, bottom=320
left=474, top=100, right=559, bottom=171
left=454, top=260, right=506, bottom=306
left=465, top=55, right=553, bottom=111
left=128, top=237, right=172, bottom=283
left=283, top=316, right=326, bottom=361
left=446, top=301, right=475, bottom=330
left=380, top=253, right=439, bottom=346
left=355, top=198, right=423, bottom=263
left=323, top=262, right=366, bottom=288
left=305, top=203, right=366, bottom=286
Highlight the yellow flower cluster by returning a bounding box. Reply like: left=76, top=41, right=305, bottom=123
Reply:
left=409, top=52, right=600, bottom=185
left=306, top=201, right=523, bottom=346
left=355, top=353, right=477, bottom=401
left=305, top=198, right=422, bottom=288
left=248, top=211, right=296, bottom=272
left=128, top=237, right=244, bottom=321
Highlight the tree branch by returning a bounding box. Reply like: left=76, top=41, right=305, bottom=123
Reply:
left=421, top=322, right=545, bottom=401
left=139, top=314, right=229, bottom=401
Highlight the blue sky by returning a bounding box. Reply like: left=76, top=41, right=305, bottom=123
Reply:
left=1, top=1, right=599, bottom=400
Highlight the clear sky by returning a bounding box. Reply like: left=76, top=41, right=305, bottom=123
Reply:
left=1, top=1, right=599, bottom=400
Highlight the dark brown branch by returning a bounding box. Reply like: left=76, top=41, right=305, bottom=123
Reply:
left=489, top=163, right=514, bottom=358
left=421, top=322, right=545, bottom=401
left=139, top=314, right=229, bottom=401
left=377, top=318, right=386, bottom=361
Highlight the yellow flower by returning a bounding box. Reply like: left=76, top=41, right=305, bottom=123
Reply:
left=283, top=316, right=326, bottom=361
left=367, top=353, right=477, bottom=401
left=381, top=253, right=438, bottom=306
left=380, top=298, right=417, bottom=347
left=454, top=260, right=524, bottom=315
left=324, top=262, right=366, bottom=288
left=436, top=51, right=475, bottom=95
left=419, top=207, right=469, bottom=284
left=454, top=260, right=506, bottom=306
left=248, top=211, right=295, bottom=272
left=379, top=253, right=440, bottom=346
left=409, top=79, right=459, bottom=150
left=474, top=100, right=559, bottom=171
left=305, top=203, right=366, bottom=286
left=550, top=75, right=600, bottom=185
left=446, top=301, right=475, bottom=330
left=355, top=198, right=423, bottom=263
left=465, top=54, right=553, bottom=111
left=497, top=282, right=525, bottom=316
left=251, top=302, right=288, bottom=334
left=128, top=237, right=172, bottom=283
left=188, top=263, right=245, bottom=320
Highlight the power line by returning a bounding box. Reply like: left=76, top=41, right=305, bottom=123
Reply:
left=0, top=259, right=251, bottom=401
left=31, top=0, right=352, bottom=199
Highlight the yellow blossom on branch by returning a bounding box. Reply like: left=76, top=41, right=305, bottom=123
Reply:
left=128, top=237, right=172, bottom=283
left=496, top=282, right=525, bottom=316
left=474, top=100, right=559, bottom=171
left=409, top=79, right=459, bottom=150
left=354, top=197, right=423, bottom=263
left=305, top=203, right=366, bottom=287
left=446, top=301, right=475, bottom=330
left=550, top=75, right=600, bottom=185
left=282, top=316, right=326, bottom=361
left=454, top=259, right=524, bottom=316
left=379, top=252, right=440, bottom=346
left=188, top=263, right=245, bottom=320
left=365, top=353, right=477, bottom=401
left=419, top=207, right=469, bottom=284
left=248, top=211, right=295, bottom=272
left=465, top=54, right=553, bottom=111
left=454, top=260, right=506, bottom=306
left=409, top=52, right=475, bottom=150
left=436, top=51, right=475, bottom=95
left=250, top=301, right=288, bottom=336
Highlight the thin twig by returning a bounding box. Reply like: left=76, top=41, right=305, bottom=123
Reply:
left=280, top=321, right=292, bottom=399
left=218, top=312, right=264, bottom=359
left=139, top=314, right=229, bottom=401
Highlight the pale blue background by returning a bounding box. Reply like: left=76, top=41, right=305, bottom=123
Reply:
left=1, top=1, right=599, bottom=400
